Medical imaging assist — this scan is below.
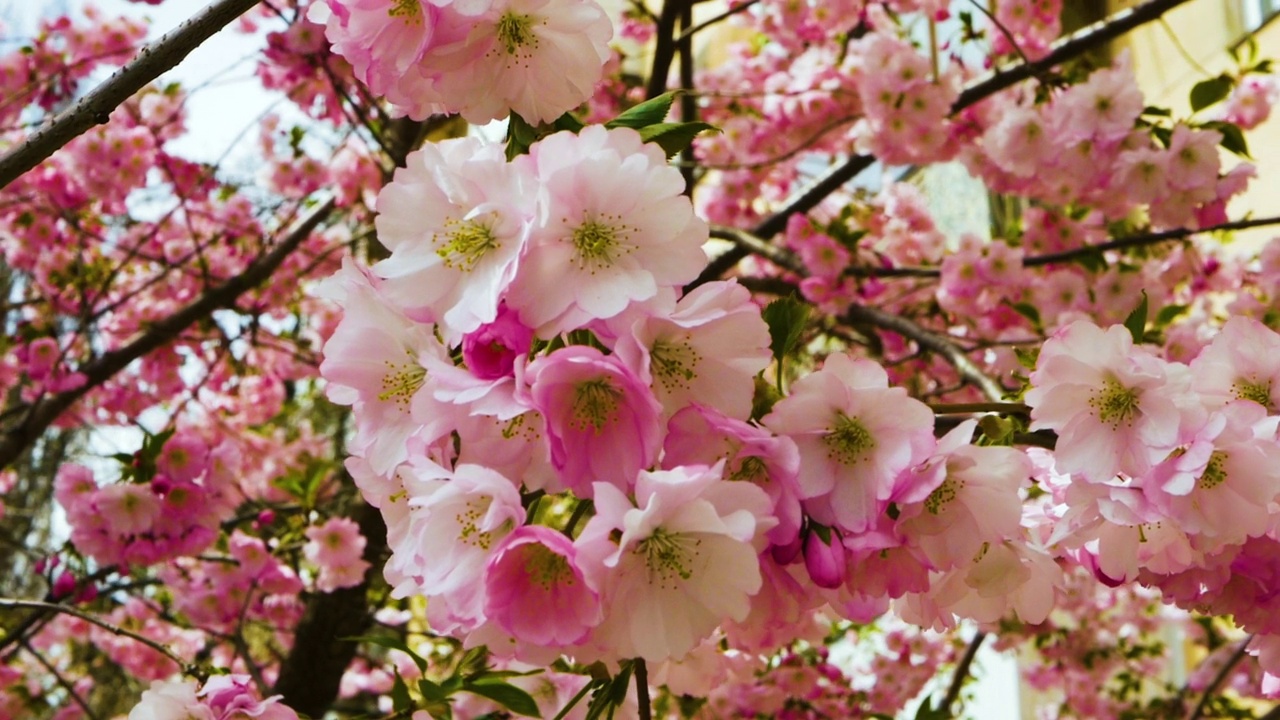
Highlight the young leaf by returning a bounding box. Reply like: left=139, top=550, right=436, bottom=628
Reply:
left=762, top=295, right=811, bottom=364
left=1189, top=74, right=1233, bottom=112
left=342, top=635, right=428, bottom=674
left=604, top=92, right=677, bottom=129
left=506, top=113, right=540, bottom=160
left=1123, top=290, right=1148, bottom=344
left=391, top=671, right=414, bottom=713
left=464, top=680, right=541, bottom=718
left=1153, top=303, right=1188, bottom=329
left=636, top=121, right=718, bottom=158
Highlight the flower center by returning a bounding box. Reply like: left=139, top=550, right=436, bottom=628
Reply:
left=436, top=218, right=498, bottom=272
left=649, top=338, right=700, bottom=392
left=1090, top=380, right=1140, bottom=427
left=635, top=528, right=700, bottom=588
left=925, top=477, right=962, bottom=515
left=728, top=455, right=769, bottom=483
left=522, top=544, right=574, bottom=590
left=571, top=219, right=625, bottom=270
left=1199, top=451, right=1228, bottom=490
left=378, top=354, right=426, bottom=410
left=497, top=12, right=536, bottom=55
left=1233, top=378, right=1272, bottom=409
left=823, top=411, right=876, bottom=465
left=388, top=0, right=420, bottom=19
left=455, top=498, right=509, bottom=550
left=570, top=379, right=621, bottom=433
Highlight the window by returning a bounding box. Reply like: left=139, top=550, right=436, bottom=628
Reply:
left=1241, top=0, right=1280, bottom=32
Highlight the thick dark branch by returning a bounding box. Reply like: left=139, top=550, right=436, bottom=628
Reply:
left=0, top=0, right=262, bottom=190
left=692, top=0, right=1196, bottom=287
left=272, top=501, right=388, bottom=716
left=1024, top=214, right=1280, bottom=267
left=952, top=0, right=1191, bottom=110
left=0, top=198, right=335, bottom=471
left=646, top=0, right=691, bottom=99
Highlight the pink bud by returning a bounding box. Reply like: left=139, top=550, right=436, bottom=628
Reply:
left=462, top=305, right=534, bottom=380
left=255, top=509, right=276, bottom=527
left=150, top=475, right=173, bottom=496
left=803, top=528, right=847, bottom=589
left=51, top=571, right=76, bottom=600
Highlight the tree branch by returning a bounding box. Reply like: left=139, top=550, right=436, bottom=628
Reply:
left=941, top=631, right=987, bottom=716
left=1024, top=215, right=1280, bottom=267
left=1187, top=635, right=1253, bottom=720
left=271, top=500, right=388, bottom=716
left=0, top=0, right=262, bottom=190
left=691, top=0, right=1197, bottom=287
left=845, top=304, right=1007, bottom=402
left=0, top=598, right=197, bottom=679
left=674, top=0, right=762, bottom=44
left=646, top=0, right=691, bottom=99
left=0, top=197, right=335, bottom=472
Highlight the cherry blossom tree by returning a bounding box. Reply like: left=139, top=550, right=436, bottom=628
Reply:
left=1, top=0, right=1280, bottom=718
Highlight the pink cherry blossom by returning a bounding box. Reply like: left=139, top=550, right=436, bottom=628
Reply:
left=575, top=464, right=775, bottom=662
left=484, top=525, right=601, bottom=646
left=526, top=346, right=662, bottom=495
left=506, top=126, right=708, bottom=336
left=762, top=353, right=935, bottom=534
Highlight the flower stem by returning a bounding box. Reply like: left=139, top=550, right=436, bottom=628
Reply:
left=635, top=657, right=651, bottom=720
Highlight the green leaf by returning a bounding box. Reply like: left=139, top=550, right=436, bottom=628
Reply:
left=636, top=121, right=718, bottom=158
left=1124, top=290, right=1149, bottom=344
left=342, top=635, right=428, bottom=674
left=762, top=295, right=811, bottom=364
left=1153, top=303, right=1188, bottom=329
left=913, top=699, right=950, bottom=720
left=419, top=679, right=448, bottom=703
left=391, top=671, right=414, bottom=713
left=605, top=92, right=677, bottom=129
left=1203, top=120, right=1251, bottom=158
left=1141, top=105, right=1172, bottom=117
left=1014, top=346, right=1040, bottom=371
left=1006, top=301, right=1042, bottom=331
left=1190, top=74, right=1233, bottom=112
left=464, top=681, right=541, bottom=718
left=552, top=112, right=584, bottom=133
left=810, top=523, right=832, bottom=544
left=506, top=113, right=540, bottom=160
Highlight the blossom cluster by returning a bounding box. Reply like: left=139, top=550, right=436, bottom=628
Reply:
left=53, top=433, right=239, bottom=568
left=128, top=675, right=298, bottom=720
left=312, top=0, right=612, bottom=123
left=1028, top=318, right=1280, bottom=689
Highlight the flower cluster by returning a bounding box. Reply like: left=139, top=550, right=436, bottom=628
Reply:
left=1028, top=317, right=1280, bottom=688
left=128, top=675, right=299, bottom=720
left=312, top=0, right=612, bottom=123
left=53, top=434, right=239, bottom=567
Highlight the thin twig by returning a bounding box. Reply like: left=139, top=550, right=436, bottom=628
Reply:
left=929, top=402, right=1028, bottom=415
left=0, top=197, right=336, bottom=471
left=1187, top=635, right=1253, bottom=720
left=0, top=598, right=197, bottom=678
left=1024, top=215, right=1280, bottom=267
left=691, top=0, right=1197, bottom=287
left=20, top=638, right=102, bottom=720
left=674, top=0, right=763, bottom=43
left=941, top=631, right=987, bottom=716
left=0, top=0, right=263, bottom=189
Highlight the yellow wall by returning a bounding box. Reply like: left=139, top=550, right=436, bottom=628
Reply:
left=1111, top=0, right=1280, bottom=248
